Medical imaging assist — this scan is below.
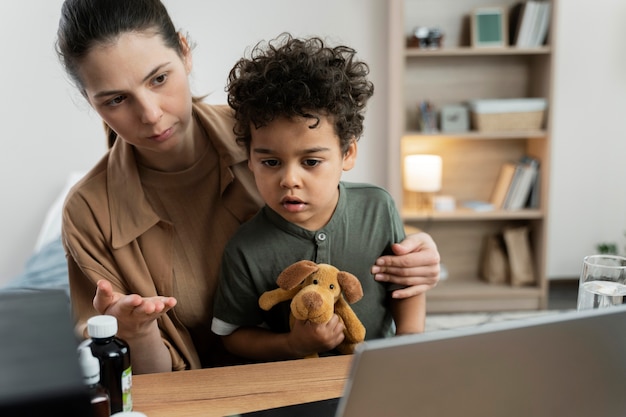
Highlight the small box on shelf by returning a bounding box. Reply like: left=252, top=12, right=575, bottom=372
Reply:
left=440, top=104, right=470, bottom=133
left=469, top=98, right=547, bottom=132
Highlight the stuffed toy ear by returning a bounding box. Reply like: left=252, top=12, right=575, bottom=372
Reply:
left=276, top=260, right=319, bottom=290
left=337, top=271, right=364, bottom=303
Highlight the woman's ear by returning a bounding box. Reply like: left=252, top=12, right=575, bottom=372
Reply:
left=342, top=139, right=358, bottom=171
left=178, top=32, right=193, bottom=74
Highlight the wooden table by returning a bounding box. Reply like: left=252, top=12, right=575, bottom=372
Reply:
left=131, top=355, right=352, bottom=417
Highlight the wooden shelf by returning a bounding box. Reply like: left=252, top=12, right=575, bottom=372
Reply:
left=406, top=46, right=551, bottom=57
left=404, top=130, right=548, bottom=139
left=427, top=280, right=544, bottom=313
left=403, top=208, right=543, bottom=222
left=388, top=0, right=555, bottom=313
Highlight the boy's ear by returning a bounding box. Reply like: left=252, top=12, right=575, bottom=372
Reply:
left=342, top=139, right=358, bottom=171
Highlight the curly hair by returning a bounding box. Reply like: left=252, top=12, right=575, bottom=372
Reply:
left=227, top=33, right=374, bottom=154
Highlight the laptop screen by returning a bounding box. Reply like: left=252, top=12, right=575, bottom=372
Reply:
left=336, top=306, right=626, bottom=417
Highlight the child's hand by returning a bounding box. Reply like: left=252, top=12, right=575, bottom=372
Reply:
left=288, top=314, right=345, bottom=357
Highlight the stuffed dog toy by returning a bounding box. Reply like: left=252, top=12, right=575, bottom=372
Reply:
left=259, top=260, right=366, bottom=358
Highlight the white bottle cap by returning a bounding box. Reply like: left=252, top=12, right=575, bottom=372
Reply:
left=77, top=346, right=100, bottom=385
left=111, top=412, right=147, bottom=417
left=87, top=315, right=118, bottom=338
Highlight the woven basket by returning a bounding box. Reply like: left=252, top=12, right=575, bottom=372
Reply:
left=471, top=110, right=545, bottom=132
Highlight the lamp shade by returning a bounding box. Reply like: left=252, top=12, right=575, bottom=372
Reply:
left=404, top=154, right=442, bottom=192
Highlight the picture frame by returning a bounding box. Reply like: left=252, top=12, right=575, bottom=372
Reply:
left=471, top=7, right=508, bottom=48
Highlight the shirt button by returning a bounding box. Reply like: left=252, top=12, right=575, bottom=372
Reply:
left=317, top=233, right=327, bottom=241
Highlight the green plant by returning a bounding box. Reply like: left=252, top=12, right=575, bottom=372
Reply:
left=596, top=231, right=626, bottom=255
left=596, top=242, right=618, bottom=255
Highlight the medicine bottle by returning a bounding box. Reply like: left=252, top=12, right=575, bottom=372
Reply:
left=85, top=315, right=133, bottom=414
left=78, top=346, right=111, bottom=417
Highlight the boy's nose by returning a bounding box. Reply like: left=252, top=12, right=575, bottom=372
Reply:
left=280, top=165, right=302, bottom=189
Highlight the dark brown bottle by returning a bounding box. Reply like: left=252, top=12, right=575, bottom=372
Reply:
left=84, top=315, right=132, bottom=414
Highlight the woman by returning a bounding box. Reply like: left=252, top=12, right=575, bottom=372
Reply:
left=56, top=0, right=440, bottom=374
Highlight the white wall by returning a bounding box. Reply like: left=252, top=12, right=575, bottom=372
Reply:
left=0, top=1, right=106, bottom=283
left=0, top=0, right=388, bottom=284
left=2, top=1, right=625, bottom=285
left=547, top=0, right=626, bottom=278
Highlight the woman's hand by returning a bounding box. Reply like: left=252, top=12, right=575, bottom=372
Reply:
left=93, top=279, right=177, bottom=337
left=372, top=232, right=441, bottom=298
left=92, top=279, right=177, bottom=373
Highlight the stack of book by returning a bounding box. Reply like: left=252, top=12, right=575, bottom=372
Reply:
left=490, top=156, right=540, bottom=210
left=509, top=0, right=552, bottom=47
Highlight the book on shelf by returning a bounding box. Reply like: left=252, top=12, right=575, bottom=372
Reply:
left=529, top=1, right=551, bottom=46
left=490, top=156, right=540, bottom=211
left=501, top=162, right=527, bottom=209
left=489, top=161, right=517, bottom=209
left=511, top=0, right=551, bottom=47
left=505, top=157, right=539, bottom=210
left=525, top=167, right=541, bottom=209
left=508, top=2, right=524, bottom=46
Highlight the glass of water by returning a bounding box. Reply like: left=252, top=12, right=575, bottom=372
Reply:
left=577, top=254, right=626, bottom=310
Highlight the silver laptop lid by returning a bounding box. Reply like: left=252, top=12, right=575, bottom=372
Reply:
left=336, top=306, right=626, bottom=417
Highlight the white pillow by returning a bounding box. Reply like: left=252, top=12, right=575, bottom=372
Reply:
left=34, top=171, right=86, bottom=253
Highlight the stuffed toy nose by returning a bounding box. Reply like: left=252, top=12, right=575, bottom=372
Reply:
left=291, top=286, right=334, bottom=323
left=301, top=291, right=323, bottom=311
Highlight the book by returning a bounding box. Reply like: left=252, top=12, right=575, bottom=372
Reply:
left=524, top=157, right=541, bottom=208
left=509, top=2, right=525, bottom=45
left=515, top=1, right=540, bottom=47
left=502, top=162, right=526, bottom=209
left=505, top=165, right=534, bottom=209
left=490, top=162, right=517, bottom=209
left=505, top=156, right=539, bottom=210
left=533, top=1, right=551, bottom=46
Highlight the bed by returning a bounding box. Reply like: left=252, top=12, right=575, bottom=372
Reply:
left=0, top=172, right=85, bottom=296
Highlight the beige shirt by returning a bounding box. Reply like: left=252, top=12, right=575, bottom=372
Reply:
left=62, top=102, right=263, bottom=371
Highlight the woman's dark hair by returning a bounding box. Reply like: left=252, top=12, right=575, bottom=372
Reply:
left=227, top=33, right=374, bottom=154
left=55, top=0, right=183, bottom=148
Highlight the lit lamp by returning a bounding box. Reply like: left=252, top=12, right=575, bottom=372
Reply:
left=404, top=154, right=442, bottom=212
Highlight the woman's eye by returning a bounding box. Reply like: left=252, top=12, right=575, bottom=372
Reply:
left=152, top=73, right=168, bottom=86
left=106, top=95, right=126, bottom=107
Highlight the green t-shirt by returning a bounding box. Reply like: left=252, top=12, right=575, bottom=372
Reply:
left=212, top=182, right=405, bottom=341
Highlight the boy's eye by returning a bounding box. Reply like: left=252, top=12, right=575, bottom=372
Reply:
left=261, top=159, right=280, bottom=167
left=303, top=159, right=320, bottom=167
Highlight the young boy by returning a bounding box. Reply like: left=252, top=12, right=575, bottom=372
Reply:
left=211, top=33, right=425, bottom=361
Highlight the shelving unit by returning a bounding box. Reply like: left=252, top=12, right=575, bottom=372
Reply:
left=388, top=0, right=555, bottom=313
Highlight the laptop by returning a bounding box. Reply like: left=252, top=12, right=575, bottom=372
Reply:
left=0, top=289, right=91, bottom=416
left=232, top=305, right=626, bottom=417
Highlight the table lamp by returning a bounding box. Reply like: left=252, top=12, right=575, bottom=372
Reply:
left=404, top=154, right=442, bottom=211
